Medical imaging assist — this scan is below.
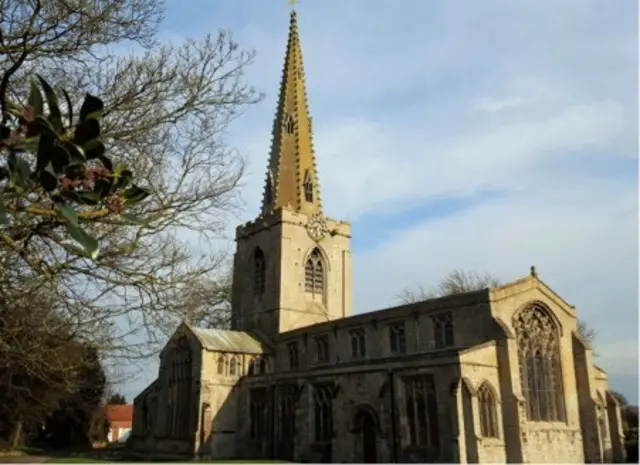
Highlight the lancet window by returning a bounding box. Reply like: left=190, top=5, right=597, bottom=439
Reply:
left=304, top=249, right=324, bottom=299
left=216, top=355, right=225, bottom=375
left=478, top=382, right=499, bottom=438
left=514, top=302, right=566, bottom=422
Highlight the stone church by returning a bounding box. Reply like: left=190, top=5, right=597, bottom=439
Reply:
left=129, top=9, right=626, bottom=463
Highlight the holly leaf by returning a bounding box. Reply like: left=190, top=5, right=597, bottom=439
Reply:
left=36, top=75, right=62, bottom=131
left=28, top=81, right=44, bottom=116
left=123, top=185, right=150, bottom=205
left=79, top=93, right=104, bottom=122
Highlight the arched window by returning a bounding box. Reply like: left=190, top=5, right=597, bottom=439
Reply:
left=303, top=170, right=314, bottom=203
left=217, top=356, right=225, bottom=375
left=229, top=357, right=238, bottom=376
left=478, top=383, right=499, bottom=438
left=514, top=302, right=566, bottom=422
left=254, top=248, right=266, bottom=297
left=304, top=248, right=324, bottom=299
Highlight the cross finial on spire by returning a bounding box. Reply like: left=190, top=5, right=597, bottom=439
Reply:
left=288, top=0, right=296, bottom=7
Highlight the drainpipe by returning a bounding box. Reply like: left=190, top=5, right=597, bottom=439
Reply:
left=388, top=370, right=399, bottom=463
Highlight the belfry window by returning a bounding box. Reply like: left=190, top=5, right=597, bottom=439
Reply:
left=254, top=248, right=266, bottom=297
left=304, top=248, right=324, bottom=299
left=478, top=382, right=499, bottom=438
left=514, top=302, right=566, bottom=422
left=303, top=170, right=314, bottom=203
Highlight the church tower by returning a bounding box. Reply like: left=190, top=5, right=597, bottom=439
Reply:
left=231, top=10, right=352, bottom=343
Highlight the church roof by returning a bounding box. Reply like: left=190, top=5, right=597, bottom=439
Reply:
left=261, top=9, right=322, bottom=217
left=189, top=326, right=265, bottom=354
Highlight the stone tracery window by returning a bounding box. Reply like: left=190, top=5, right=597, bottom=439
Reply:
left=350, top=328, right=366, bottom=358
left=514, top=302, right=566, bottom=422
left=313, top=384, right=334, bottom=443
left=254, top=248, right=266, bottom=297
left=478, top=382, right=499, bottom=438
left=229, top=357, right=238, bottom=376
left=304, top=249, right=324, bottom=299
left=404, top=375, right=439, bottom=448
left=389, top=321, right=407, bottom=354
left=217, top=355, right=225, bottom=375
left=433, top=312, right=454, bottom=348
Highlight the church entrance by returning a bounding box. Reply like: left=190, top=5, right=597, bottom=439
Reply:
left=353, top=407, right=378, bottom=463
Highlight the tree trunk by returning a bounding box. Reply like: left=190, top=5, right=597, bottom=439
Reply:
left=10, top=419, right=23, bottom=449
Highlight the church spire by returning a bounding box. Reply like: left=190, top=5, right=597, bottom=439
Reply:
left=261, top=9, right=322, bottom=217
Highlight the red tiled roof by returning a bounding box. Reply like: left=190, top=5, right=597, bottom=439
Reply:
left=106, top=404, right=133, bottom=423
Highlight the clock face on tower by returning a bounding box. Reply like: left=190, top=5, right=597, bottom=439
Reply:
left=306, top=214, right=328, bottom=242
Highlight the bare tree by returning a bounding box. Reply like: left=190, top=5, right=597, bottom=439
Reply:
left=396, top=269, right=501, bottom=303
left=397, top=269, right=597, bottom=349
left=0, top=0, right=261, bottom=440
left=0, top=0, right=261, bottom=362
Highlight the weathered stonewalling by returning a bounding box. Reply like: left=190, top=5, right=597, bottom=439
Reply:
left=129, top=8, right=625, bottom=464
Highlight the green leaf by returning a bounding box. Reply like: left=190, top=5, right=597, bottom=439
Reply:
left=56, top=201, right=79, bottom=227
left=79, top=94, right=104, bottom=122
left=73, top=118, right=100, bottom=146
left=40, top=162, right=59, bottom=192
left=64, top=163, right=85, bottom=180
left=0, top=203, right=9, bottom=226
left=60, top=189, right=100, bottom=206
left=115, top=170, right=133, bottom=190
left=93, top=178, right=113, bottom=199
left=28, top=80, right=44, bottom=116
left=36, top=131, right=55, bottom=173
left=50, top=144, right=70, bottom=174
left=36, top=75, right=62, bottom=131
left=62, top=89, right=73, bottom=127
left=63, top=141, right=86, bottom=165
left=65, top=221, right=100, bottom=260
left=10, top=156, right=32, bottom=187
left=98, top=154, right=113, bottom=172
left=83, top=139, right=105, bottom=160
left=123, top=185, right=150, bottom=205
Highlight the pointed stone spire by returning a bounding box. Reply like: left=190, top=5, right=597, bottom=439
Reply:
left=261, top=9, right=322, bottom=217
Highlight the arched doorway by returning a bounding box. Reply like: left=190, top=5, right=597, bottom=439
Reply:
left=352, top=407, right=378, bottom=463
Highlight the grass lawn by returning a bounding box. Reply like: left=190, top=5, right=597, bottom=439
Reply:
left=14, top=445, right=46, bottom=454
left=46, top=459, right=106, bottom=463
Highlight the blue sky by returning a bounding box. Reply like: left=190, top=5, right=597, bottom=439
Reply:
left=122, top=0, right=638, bottom=403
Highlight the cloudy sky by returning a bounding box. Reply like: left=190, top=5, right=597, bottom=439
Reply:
left=122, top=0, right=638, bottom=403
